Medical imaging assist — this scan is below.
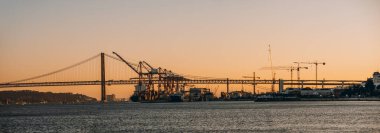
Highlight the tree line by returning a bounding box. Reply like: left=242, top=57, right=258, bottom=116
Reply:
left=0, top=90, right=97, bottom=104
left=340, top=79, right=380, bottom=97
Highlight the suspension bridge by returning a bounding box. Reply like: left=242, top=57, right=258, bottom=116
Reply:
left=0, top=52, right=364, bottom=102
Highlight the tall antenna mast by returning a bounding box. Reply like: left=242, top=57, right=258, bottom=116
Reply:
left=268, top=45, right=275, bottom=92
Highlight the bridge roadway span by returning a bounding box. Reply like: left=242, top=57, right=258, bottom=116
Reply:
left=0, top=80, right=363, bottom=88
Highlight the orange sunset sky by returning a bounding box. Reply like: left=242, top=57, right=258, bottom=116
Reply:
left=0, top=0, right=379, bottom=99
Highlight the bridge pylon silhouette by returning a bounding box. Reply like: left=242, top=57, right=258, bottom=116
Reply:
left=100, top=53, right=106, bottom=102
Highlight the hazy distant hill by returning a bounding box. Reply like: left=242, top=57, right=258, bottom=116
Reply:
left=0, top=90, right=97, bottom=104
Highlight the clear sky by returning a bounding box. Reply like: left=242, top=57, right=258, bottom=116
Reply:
left=0, top=0, right=379, bottom=99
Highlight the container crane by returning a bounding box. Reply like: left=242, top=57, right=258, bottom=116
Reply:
left=112, top=52, right=149, bottom=101
left=112, top=52, right=187, bottom=102
left=112, top=52, right=143, bottom=85
left=112, top=52, right=163, bottom=101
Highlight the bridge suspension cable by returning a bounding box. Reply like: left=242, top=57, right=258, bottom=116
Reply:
left=4, top=54, right=101, bottom=84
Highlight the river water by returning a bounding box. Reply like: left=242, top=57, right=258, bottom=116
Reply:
left=1, top=101, right=379, bottom=132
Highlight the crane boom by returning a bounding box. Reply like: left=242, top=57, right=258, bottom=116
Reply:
left=261, top=65, right=308, bottom=88
left=112, top=52, right=139, bottom=74
left=295, top=61, right=326, bottom=88
left=142, top=61, right=154, bottom=69
left=260, top=66, right=306, bottom=70
left=299, top=62, right=326, bottom=65
left=142, top=61, right=159, bottom=74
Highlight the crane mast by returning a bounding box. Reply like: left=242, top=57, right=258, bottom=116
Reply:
left=260, top=66, right=308, bottom=88
left=268, top=45, right=275, bottom=93
left=295, top=61, right=326, bottom=88
left=112, top=52, right=160, bottom=101
left=111, top=52, right=187, bottom=102
left=242, top=72, right=260, bottom=95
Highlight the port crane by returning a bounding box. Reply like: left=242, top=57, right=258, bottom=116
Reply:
left=112, top=51, right=189, bottom=101
left=112, top=52, right=151, bottom=100
left=112, top=52, right=162, bottom=100
left=112, top=52, right=143, bottom=85
left=294, top=61, right=326, bottom=88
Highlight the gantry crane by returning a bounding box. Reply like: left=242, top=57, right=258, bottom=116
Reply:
left=112, top=52, right=143, bottom=85
left=294, top=61, right=326, bottom=88
left=112, top=52, right=168, bottom=101
left=112, top=52, right=149, bottom=101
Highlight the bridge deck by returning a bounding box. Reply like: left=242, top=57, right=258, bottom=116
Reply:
left=0, top=80, right=363, bottom=88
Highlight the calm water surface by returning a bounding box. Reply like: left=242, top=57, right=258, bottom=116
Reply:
left=1, top=101, right=379, bottom=132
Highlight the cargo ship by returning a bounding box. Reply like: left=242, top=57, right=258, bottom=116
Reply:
left=129, top=84, right=147, bottom=102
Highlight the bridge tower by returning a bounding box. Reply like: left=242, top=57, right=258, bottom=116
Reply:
left=101, top=53, right=106, bottom=102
